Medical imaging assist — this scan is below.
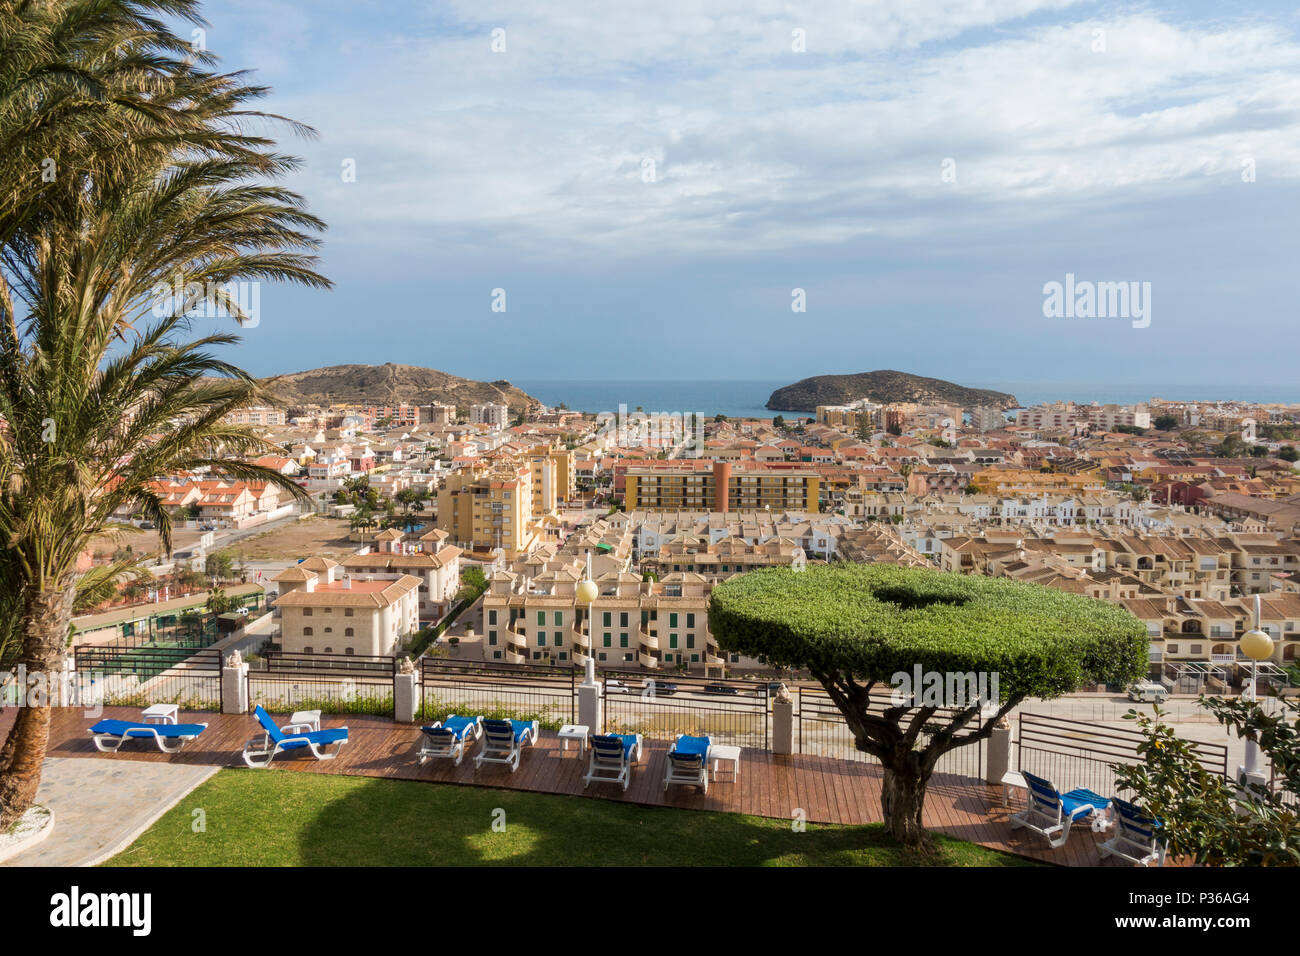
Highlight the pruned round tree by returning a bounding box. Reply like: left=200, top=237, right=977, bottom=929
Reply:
left=710, top=564, right=1147, bottom=849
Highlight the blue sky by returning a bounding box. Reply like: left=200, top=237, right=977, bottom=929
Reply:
left=194, top=0, right=1300, bottom=388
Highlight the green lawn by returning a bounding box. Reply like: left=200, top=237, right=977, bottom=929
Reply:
left=104, top=770, right=1042, bottom=867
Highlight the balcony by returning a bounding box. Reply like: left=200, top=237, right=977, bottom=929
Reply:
left=570, top=628, right=591, bottom=652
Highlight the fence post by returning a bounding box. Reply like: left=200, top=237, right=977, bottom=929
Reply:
left=771, top=689, right=794, bottom=755
left=577, top=658, right=601, bottom=732
left=221, top=650, right=249, bottom=715
left=986, top=715, right=1012, bottom=784
left=393, top=658, right=419, bottom=723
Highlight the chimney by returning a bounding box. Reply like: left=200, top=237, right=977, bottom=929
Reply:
left=342, top=574, right=352, bottom=590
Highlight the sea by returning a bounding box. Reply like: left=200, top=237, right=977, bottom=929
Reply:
left=514, top=379, right=1300, bottom=420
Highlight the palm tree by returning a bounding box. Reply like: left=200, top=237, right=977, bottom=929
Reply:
left=0, top=4, right=329, bottom=828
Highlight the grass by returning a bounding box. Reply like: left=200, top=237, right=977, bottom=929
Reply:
left=103, top=770, right=1042, bottom=867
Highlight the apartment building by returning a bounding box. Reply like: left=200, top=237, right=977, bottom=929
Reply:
left=624, top=460, right=819, bottom=513
left=339, top=527, right=463, bottom=619
left=222, top=405, right=287, bottom=427
left=470, top=403, right=509, bottom=429
left=361, top=403, right=420, bottom=430
left=421, top=403, right=455, bottom=427
left=970, top=406, right=1006, bottom=432
left=525, top=443, right=576, bottom=511
left=435, top=462, right=535, bottom=556
left=480, top=564, right=757, bottom=674
left=272, top=558, right=421, bottom=656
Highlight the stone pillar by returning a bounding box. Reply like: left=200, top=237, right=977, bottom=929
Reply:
left=986, top=719, right=1012, bottom=784
left=578, top=661, right=601, bottom=732
left=221, top=656, right=249, bottom=715
left=771, top=697, right=794, bottom=755
left=394, top=670, right=419, bottom=724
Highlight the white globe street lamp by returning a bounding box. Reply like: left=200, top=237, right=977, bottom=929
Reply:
left=1237, top=593, right=1274, bottom=788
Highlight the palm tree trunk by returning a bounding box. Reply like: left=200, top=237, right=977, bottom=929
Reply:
left=0, top=585, right=74, bottom=830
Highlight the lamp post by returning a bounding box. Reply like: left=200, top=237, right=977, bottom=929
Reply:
left=576, top=550, right=599, bottom=678
left=1237, top=593, right=1274, bottom=789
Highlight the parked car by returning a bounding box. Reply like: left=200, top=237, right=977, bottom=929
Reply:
left=1127, top=681, right=1168, bottom=703
left=605, top=679, right=632, bottom=695
left=703, top=683, right=740, bottom=695
left=642, top=680, right=677, bottom=696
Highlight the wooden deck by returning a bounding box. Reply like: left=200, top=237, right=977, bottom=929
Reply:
left=6, top=706, right=1146, bottom=867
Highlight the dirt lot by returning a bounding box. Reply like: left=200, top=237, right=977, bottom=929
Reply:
left=230, top=515, right=357, bottom=560
left=87, top=523, right=204, bottom=560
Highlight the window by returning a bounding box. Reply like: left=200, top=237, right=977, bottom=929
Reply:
left=619, top=611, right=629, bottom=627
left=603, top=611, right=612, bottom=627
left=324, top=647, right=333, bottom=654
left=489, top=610, right=497, bottom=625
left=687, top=634, right=695, bottom=648
left=554, top=611, right=563, bottom=626
left=303, top=627, right=313, bottom=636
left=537, top=610, right=546, bottom=626
left=303, top=607, right=313, bottom=617
left=345, top=647, right=355, bottom=656
left=538, top=632, right=546, bottom=647
left=489, top=630, right=498, bottom=646
left=603, top=632, right=612, bottom=647
left=303, top=646, right=313, bottom=654
left=345, top=608, right=354, bottom=617
left=669, top=613, right=679, bottom=628
left=686, top=613, right=695, bottom=628
left=324, top=627, right=332, bottom=634
left=345, top=627, right=354, bottom=637
left=669, top=634, right=678, bottom=648
left=619, top=633, right=629, bottom=648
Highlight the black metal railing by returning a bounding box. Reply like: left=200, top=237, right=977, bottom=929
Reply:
left=420, top=658, right=576, bottom=730
left=601, top=671, right=769, bottom=749
left=1017, top=711, right=1228, bottom=797
left=73, top=645, right=222, bottom=711
left=797, top=687, right=986, bottom=782
left=247, top=651, right=399, bottom=717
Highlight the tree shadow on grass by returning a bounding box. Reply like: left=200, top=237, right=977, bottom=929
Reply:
left=295, top=776, right=1039, bottom=867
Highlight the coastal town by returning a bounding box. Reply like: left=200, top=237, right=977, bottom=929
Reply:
left=72, top=387, right=1300, bottom=698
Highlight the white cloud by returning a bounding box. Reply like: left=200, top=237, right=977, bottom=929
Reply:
left=223, top=3, right=1300, bottom=260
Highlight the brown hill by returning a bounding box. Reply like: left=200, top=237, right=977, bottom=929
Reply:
left=260, top=364, right=538, bottom=412
left=767, top=370, right=1018, bottom=411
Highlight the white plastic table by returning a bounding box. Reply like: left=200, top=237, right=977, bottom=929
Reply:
left=709, top=744, right=742, bottom=781
left=141, top=704, right=178, bottom=724
left=1001, top=770, right=1027, bottom=807
left=558, top=724, right=589, bottom=756
left=286, top=710, right=322, bottom=733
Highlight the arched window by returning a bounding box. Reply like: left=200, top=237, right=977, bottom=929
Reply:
left=345, top=647, right=355, bottom=656
left=345, top=627, right=354, bottom=637
left=303, top=627, right=313, bottom=636
left=303, top=646, right=313, bottom=654
left=324, top=647, right=333, bottom=654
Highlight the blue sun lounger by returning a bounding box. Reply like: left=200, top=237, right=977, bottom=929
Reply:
left=583, top=733, right=643, bottom=791
left=418, top=715, right=484, bottom=765
left=89, top=719, right=208, bottom=753
left=1011, top=771, right=1113, bottom=848
left=1099, top=798, right=1165, bottom=866
left=242, top=705, right=349, bottom=768
left=473, top=718, right=537, bottom=772
left=663, top=734, right=711, bottom=793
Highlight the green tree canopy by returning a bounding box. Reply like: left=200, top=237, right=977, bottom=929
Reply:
left=709, top=564, right=1147, bottom=847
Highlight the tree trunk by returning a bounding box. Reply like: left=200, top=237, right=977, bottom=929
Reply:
left=0, top=584, right=75, bottom=830
left=881, top=763, right=931, bottom=851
